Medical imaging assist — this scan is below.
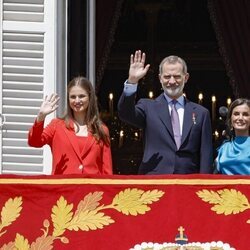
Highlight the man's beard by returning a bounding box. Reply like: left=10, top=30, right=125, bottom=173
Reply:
left=162, top=83, right=185, bottom=98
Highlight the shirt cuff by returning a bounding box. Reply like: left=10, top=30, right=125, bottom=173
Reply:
left=123, top=80, right=138, bottom=96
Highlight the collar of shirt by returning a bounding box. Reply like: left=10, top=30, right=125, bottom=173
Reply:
left=164, top=93, right=185, bottom=107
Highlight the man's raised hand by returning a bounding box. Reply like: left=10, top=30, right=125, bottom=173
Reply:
left=128, top=50, right=150, bottom=83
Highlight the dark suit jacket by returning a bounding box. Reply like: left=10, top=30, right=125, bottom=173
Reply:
left=118, top=92, right=213, bottom=174
left=28, top=119, right=113, bottom=175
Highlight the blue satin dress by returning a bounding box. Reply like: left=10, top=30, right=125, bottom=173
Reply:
left=217, top=136, right=250, bottom=175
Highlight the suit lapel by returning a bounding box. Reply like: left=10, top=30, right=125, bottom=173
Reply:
left=80, top=133, right=95, bottom=157
left=62, top=121, right=96, bottom=162
left=181, top=99, right=196, bottom=144
left=62, top=125, right=83, bottom=163
left=156, top=94, right=175, bottom=141
left=157, top=95, right=196, bottom=148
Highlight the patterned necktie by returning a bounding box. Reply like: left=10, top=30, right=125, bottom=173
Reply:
left=171, top=100, right=181, bottom=149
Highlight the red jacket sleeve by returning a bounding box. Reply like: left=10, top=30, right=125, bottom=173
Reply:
left=28, top=119, right=58, bottom=147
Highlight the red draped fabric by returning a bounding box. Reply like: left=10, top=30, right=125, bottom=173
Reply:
left=0, top=174, right=249, bottom=249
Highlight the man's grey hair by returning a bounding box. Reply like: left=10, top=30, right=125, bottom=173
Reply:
left=159, top=55, right=188, bottom=74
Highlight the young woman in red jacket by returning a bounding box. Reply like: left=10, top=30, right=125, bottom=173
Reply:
left=28, top=76, right=113, bottom=175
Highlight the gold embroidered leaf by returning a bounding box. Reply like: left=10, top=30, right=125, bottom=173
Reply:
left=75, top=191, right=103, bottom=215
left=114, top=188, right=144, bottom=203
left=67, top=210, right=114, bottom=231
left=197, top=188, right=250, bottom=216
left=0, top=242, right=15, bottom=250
left=0, top=197, right=22, bottom=229
left=196, top=190, right=222, bottom=204
left=211, top=189, right=250, bottom=215
left=51, top=196, right=73, bottom=237
left=139, top=189, right=164, bottom=204
left=247, top=219, right=250, bottom=224
left=14, top=233, right=30, bottom=250
left=30, top=235, right=55, bottom=250
left=112, top=188, right=151, bottom=215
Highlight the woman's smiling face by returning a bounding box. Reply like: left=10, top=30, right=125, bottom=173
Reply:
left=68, top=85, right=89, bottom=115
left=231, top=103, right=250, bottom=136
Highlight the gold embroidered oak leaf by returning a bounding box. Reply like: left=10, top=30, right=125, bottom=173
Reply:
left=0, top=197, right=22, bottom=231
left=0, top=241, right=15, bottom=250
left=30, top=235, right=55, bottom=250
left=112, top=188, right=163, bottom=216
left=139, top=189, right=164, bottom=204
left=51, top=196, right=73, bottom=237
left=67, top=210, right=114, bottom=231
left=14, top=233, right=30, bottom=250
left=197, top=189, right=250, bottom=215
left=75, top=191, right=104, bottom=215
left=214, top=189, right=250, bottom=215
left=197, top=190, right=222, bottom=204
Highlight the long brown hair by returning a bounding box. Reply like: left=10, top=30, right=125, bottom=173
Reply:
left=63, top=76, right=110, bottom=145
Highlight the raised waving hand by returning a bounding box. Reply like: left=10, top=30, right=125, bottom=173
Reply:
left=128, top=50, right=150, bottom=84
left=37, top=94, right=60, bottom=122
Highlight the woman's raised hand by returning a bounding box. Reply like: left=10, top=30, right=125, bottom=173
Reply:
left=37, top=94, right=60, bottom=122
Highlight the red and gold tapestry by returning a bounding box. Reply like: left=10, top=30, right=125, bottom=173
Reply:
left=0, top=174, right=250, bottom=250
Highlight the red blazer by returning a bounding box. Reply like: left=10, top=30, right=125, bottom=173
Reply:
left=28, top=118, right=113, bottom=175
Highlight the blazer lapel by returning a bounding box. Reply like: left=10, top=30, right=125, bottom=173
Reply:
left=181, top=99, right=196, bottom=145
left=156, top=94, right=175, bottom=141
left=156, top=96, right=197, bottom=148
left=80, top=133, right=95, bottom=157
left=62, top=124, right=83, bottom=163
left=63, top=123, right=96, bottom=161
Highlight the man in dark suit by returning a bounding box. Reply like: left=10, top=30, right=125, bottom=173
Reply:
left=118, top=50, right=213, bottom=174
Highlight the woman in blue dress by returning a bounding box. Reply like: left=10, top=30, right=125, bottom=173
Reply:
left=216, top=98, right=250, bottom=175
